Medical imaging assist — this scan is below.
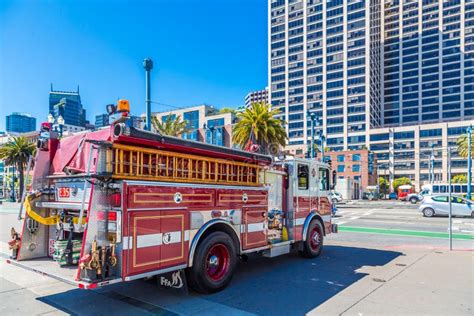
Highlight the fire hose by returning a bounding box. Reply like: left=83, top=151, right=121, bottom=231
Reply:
left=24, top=192, right=86, bottom=226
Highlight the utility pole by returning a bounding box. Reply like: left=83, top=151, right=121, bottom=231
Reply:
left=319, top=132, right=325, bottom=162
left=448, top=147, right=453, bottom=251
left=430, top=144, right=435, bottom=183
left=308, top=111, right=316, bottom=158
left=143, top=58, right=153, bottom=131
left=467, top=125, right=472, bottom=200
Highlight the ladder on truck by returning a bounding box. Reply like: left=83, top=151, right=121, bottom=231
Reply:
left=111, top=143, right=262, bottom=186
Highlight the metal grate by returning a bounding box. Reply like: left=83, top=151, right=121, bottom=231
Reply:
left=112, top=144, right=261, bottom=186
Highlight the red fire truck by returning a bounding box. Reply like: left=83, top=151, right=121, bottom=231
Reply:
left=8, top=101, right=337, bottom=293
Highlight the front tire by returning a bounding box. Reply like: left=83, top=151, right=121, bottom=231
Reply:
left=300, top=220, right=324, bottom=258
left=423, top=208, right=435, bottom=217
left=410, top=197, right=418, bottom=204
left=186, top=232, right=237, bottom=294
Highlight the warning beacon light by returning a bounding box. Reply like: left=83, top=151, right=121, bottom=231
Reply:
left=117, top=99, right=130, bottom=115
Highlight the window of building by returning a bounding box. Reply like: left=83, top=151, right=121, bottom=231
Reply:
left=337, top=155, right=345, bottom=162
left=352, top=164, right=361, bottom=172
left=337, top=165, right=345, bottom=172
left=352, top=154, right=361, bottom=161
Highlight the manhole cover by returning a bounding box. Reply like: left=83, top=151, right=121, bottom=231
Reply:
left=372, top=278, right=386, bottom=283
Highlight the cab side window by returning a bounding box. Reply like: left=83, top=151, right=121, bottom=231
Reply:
left=319, top=167, right=329, bottom=191
left=298, top=164, right=309, bottom=190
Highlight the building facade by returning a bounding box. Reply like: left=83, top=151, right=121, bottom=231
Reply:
left=95, top=114, right=110, bottom=128
left=269, top=0, right=382, bottom=154
left=245, top=88, right=269, bottom=107
left=151, top=105, right=236, bottom=148
left=269, top=0, right=474, bottom=191
left=383, top=0, right=474, bottom=126
left=326, top=149, right=377, bottom=189
left=49, top=85, right=86, bottom=127
left=6, top=113, right=36, bottom=133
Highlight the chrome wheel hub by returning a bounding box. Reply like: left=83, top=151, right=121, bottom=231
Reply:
left=209, top=255, right=219, bottom=267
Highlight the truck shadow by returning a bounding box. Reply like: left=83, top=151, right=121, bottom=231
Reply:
left=37, top=245, right=402, bottom=315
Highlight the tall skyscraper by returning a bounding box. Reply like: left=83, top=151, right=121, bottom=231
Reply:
left=245, top=88, right=269, bottom=107
left=6, top=112, right=36, bottom=133
left=269, top=0, right=382, bottom=153
left=382, top=0, right=473, bottom=126
left=49, top=85, right=86, bottom=127
left=268, top=0, right=474, bottom=188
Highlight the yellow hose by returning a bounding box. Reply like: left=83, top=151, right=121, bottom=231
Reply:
left=24, top=195, right=59, bottom=225
left=24, top=194, right=86, bottom=225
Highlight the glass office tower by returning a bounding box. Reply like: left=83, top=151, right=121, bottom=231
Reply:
left=269, top=0, right=382, bottom=154
left=383, top=0, right=474, bottom=126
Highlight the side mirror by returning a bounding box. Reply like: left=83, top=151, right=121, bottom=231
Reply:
left=331, top=170, right=337, bottom=189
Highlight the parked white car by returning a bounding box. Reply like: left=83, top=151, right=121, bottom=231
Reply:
left=407, top=189, right=431, bottom=204
left=419, top=194, right=474, bottom=217
left=329, top=191, right=343, bottom=203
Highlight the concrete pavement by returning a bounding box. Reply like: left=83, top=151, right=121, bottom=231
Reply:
left=0, top=201, right=473, bottom=315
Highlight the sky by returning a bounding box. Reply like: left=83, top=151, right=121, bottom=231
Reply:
left=0, top=0, right=268, bottom=130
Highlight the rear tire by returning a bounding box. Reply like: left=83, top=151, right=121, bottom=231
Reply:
left=410, top=197, right=418, bottom=204
left=423, top=208, right=435, bottom=217
left=186, top=231, right=237, bottom=294
left=300, top=220, right=324, bottom=258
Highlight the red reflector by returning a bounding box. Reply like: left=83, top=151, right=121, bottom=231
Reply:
left=78, top=283, right=85, bottom=289
left=110, top=193, right=121, bottom=207
left=108, top=211, right=117, bottom=221
left=97, top=212, right=106, bottom=221
left=87, top=283, right=98, bottom=289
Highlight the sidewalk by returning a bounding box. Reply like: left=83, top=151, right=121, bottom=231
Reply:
left=309, top=242, right=473, bottom=315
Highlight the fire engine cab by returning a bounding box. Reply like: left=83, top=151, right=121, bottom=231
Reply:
left=8, top=100, right=337, bottom=293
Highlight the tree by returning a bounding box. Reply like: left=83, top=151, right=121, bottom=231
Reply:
left=219, top=107, right=236, bottom=115
left=232, top=102, right=288, bottom=155
left=0, top=136, right=36, bottom=200
left=379, top=176, right=389, bottom=194
left=456, top=131, right=473, bottom=158
left=452, top=174, right=468, bottom=183
left=151, top=115, right=189, bottom=137
left=392, top=177, right=412, bottom=192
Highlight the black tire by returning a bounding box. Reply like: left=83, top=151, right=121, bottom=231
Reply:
left=300, top=220, right=324, bottom=258
left=410, top=197, right=418, bottom=204
left=186, top=231, right=237, bottom=294
left=423, top=208, right=435, bottom=217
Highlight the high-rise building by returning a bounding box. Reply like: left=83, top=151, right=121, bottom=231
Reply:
left=382, top=0, right=474, bottom=126
left=49, top=85, right=86, bottom=127
left=269, top=0, right=382, bottom=153
left=245, top=88, right=269, bottom=107
left=95, top=114, right=110, bottom=128
left=268, top=0, right=474, bottom=189
left=150, top=105, right=236, bottom=147
left=6, top=112, right=36, bottom=133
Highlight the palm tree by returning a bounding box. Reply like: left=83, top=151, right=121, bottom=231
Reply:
left=0, top=136, right=36, bottom=200
left=233, top=102, right=287, bottom=154
left=151, top=115, right=190, bottom=137
left=457, top=131, right=473, bottom=158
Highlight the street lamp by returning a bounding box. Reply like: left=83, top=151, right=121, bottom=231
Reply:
left=143, top=58, right=153, bottom=131
left=307, top=111, right=318, bottom=158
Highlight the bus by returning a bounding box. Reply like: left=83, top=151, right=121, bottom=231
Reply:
left=421, top=183, right=473, bottom=195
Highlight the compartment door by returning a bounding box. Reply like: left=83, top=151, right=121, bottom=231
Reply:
left=242, top=207, right=267, bottom=250
left=126, top=211, right=162, bottom=276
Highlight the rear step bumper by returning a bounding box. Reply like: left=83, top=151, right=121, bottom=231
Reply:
left=5, top=258, right=122, bottom=289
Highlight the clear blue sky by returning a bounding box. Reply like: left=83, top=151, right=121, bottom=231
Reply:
left=0, top=0, right=268, bottom=130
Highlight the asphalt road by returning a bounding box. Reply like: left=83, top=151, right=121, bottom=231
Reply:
left=0, top=201, right=472, bottom=315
